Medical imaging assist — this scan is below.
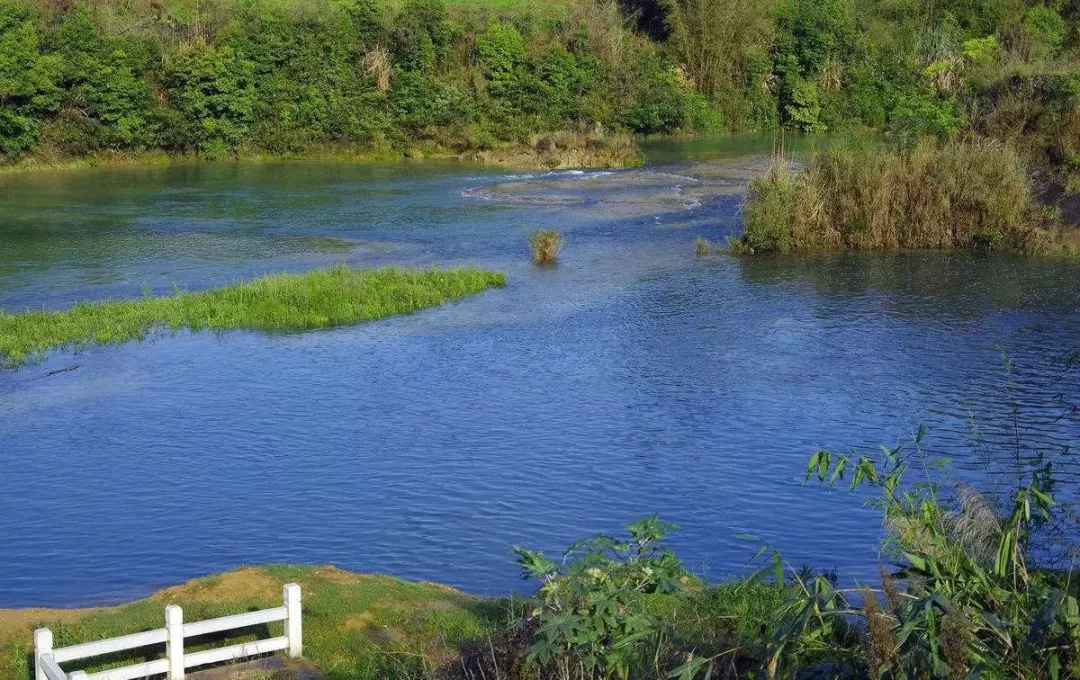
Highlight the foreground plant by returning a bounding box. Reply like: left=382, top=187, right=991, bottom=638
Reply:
left=513, top=517, right=689, bottom=679
left=0, top=266, right=506, bottom=367
left=764, top=426, right=1080, bottom=680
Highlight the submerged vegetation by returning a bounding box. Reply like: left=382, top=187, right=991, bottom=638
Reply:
left=734, top=140, right=1064, bottom=255
left=529, top=229, right=563, bottom=264
left=0, top=266, right=505, bottom=367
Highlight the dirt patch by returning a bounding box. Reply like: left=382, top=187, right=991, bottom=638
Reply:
left=153, top=568, right=279, bottom=605
left=365, top=625, right=406, bottom=646
left=312, top=566, right=363, bottom=585
left=341, top=613, right=375, bottom=631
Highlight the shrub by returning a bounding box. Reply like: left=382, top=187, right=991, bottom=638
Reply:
left=529, top=229, right=563, bottom=264
left=475, top=21, right=527, bottom=76
left=737, top=139, right=1060, bottom=254
left=1020, top=5, right=1067, bottom=61
left=513, top=516, right=689, bottom=679
left=165, top=45, right=256, bottom=156
left=888, top=93, right=964, bottom=144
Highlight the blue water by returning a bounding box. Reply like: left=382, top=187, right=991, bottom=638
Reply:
left=1, top=145, right=1078, bottom=608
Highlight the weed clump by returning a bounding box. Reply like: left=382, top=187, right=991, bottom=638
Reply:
left=529, top=230, right=563, bottom=265
left=735, top=139, right=1062, bottom=255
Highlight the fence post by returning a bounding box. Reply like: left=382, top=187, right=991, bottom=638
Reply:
left=69, top=673, right=87, bottom=680
left=165, top=605, right=185, bottom=680
left=34, top=629, right=52, bottom=680
left=283, top=583, right=302, bottom=658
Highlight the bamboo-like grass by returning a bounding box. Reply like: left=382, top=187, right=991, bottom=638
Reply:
left=0, top=266, right=506, bottom=368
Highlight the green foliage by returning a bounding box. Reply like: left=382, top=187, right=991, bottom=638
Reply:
left=0, top=0, right=61, bottom=157
left=619, top=51, right=697, bottom=134
left=765, top=429, right=1080, bottom=679
left=476, top=21, right=527, bottom=75
left=1, top=0, right=1079, bottom=167
left=0, top=266, right=506, bottom=368
left=166, top=45, right=256, bottom=157
left=514, top=516, right=689, bottom=679
left=391, top=0, right=453, bottom=71
left=962, top=35, right=1001, bottom=64
left=888, top=93, right=964, bottom=144
left=1021, top=5, right=1067, bottom=60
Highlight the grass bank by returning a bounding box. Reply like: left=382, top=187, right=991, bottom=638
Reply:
left=733, top=139, right=1067, bottom=255
left=0, top=266, right=506, bottom=368
left=0, top=565, right=784, bottom=680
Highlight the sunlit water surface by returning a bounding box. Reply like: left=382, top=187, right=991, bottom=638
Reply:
left=1, top=138, right=1078, bottom=607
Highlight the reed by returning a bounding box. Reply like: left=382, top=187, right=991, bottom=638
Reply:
left=0, top=266, right=506, bottom=367
left=735, top=139, right=1062, bottom=255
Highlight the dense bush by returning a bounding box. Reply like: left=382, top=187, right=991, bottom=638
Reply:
left=1, top=0, right=1079, bottom=170
left=0, top=0, right=717, bottom=162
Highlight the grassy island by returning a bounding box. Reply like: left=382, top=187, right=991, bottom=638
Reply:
left=0, top=266, right=506, bottom=368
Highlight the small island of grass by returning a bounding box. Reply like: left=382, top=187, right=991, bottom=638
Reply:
left=0, top=266, right=506, bottom=368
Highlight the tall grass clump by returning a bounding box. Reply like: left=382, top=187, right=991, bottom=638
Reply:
left=694, top=236, right=712, bottom=256
left=735, top=140, right=1062, bottom=255
left=0, top=266, right=506, bottom=368
left=761, top=427, right=1080, bottom=680
left=529, top=230, right=563, bottom=265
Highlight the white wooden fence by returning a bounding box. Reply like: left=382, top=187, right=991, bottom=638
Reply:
left=34, top=583, right=302, bottom=680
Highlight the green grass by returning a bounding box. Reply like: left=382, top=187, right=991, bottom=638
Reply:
left=0, top=567, right=787, bottom=680
left=0, top=266, right=506, bottom=368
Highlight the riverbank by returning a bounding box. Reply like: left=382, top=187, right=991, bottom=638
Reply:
left=0, top=565, right=781, bottom=680
left=0, top=133, right=643, bottom=177
left=0, top=266, right=506, bottom=368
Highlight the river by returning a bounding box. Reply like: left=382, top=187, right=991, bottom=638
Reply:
left=1, top=138, right=1078, bottom=607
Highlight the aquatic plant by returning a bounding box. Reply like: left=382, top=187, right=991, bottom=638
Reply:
left=694, top=236, right=712, bottom=256
left=735, top=139, right=1062, bottom=255
left=0, top=266, right=506, bottom=368
left=529, top=230, right=564, bottom=265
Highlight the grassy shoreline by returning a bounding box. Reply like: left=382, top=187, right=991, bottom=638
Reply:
left=0, top=266, right=506, bottom=368
left=0, top=565, right=781, bottom=680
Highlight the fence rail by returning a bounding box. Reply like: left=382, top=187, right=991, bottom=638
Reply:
left=34, top=583, right=302, bottom=680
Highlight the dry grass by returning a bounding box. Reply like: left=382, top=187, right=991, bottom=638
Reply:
left=360, top=46, right=393, bottom=92
left=735, top=139, right=1063, bottom=254
left=529, top=230, right=563, bottom=265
